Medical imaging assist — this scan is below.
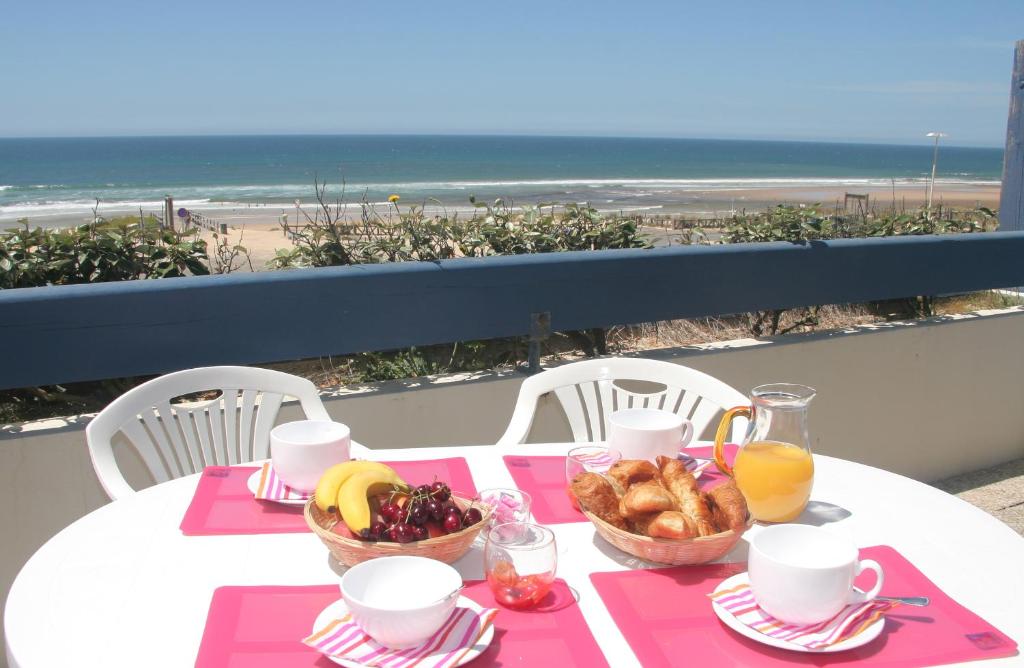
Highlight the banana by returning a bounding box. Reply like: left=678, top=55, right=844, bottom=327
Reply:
left=337, top=468, right=407, bottom=534
left=313, top=460, right=396, bottom=513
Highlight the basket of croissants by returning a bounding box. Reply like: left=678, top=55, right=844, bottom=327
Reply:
left=570, top=455, right=752, bottom=565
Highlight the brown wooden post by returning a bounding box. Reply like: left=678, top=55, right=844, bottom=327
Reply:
left=164, top=196, right=174, bottom=232
left=999, top=40, right=1024, bottom=232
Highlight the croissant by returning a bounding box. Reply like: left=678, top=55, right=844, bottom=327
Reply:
left=570, top=472, right=630, bottom=530
left=607, top=459, right=661, bottom=490
left=707, top=480, right=749, bottom=533
left=643, top=511, right=699, bottom=539
left=619, top=480, right=678, bottom=518
left=656, top=456, right=718, bottom=536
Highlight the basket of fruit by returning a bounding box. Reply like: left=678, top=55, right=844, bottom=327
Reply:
left=304, top=460, right=492, bottom=567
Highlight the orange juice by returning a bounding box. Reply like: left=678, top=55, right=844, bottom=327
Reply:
left=733, top=441, right=813, bottom=522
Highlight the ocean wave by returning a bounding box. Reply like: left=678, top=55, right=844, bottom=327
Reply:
left=0, top=176, right=999, bottom=203
left=0, top=175, right=1000, bottom=222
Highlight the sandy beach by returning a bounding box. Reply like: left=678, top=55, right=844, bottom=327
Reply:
left=174, top=180, right=1000, bottom=271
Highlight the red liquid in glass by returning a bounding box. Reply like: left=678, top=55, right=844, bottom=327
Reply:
left=486, top=561, right=556, bottom=610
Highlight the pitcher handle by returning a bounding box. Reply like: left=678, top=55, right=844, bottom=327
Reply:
left=714, top=406, right=750, bottom=477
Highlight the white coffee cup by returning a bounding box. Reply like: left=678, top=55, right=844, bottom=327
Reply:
left=270, top=420, right=351, bottom=492
left=748, top=524, right=884, bottom=625
left=607, top=408, right=695, bottom=461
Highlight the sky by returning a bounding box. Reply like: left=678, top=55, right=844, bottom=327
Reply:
left=1, top=1, right=1021, bottom=146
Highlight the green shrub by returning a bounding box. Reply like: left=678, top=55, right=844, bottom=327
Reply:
left=0, top=218, right=209, bottom=289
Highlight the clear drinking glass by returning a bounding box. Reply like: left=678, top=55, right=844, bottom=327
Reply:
left=484, top=522, right=557, bottom=610
left=565, top=445, right=621, bottom=511
left=478, top=488, right=532, bottom=526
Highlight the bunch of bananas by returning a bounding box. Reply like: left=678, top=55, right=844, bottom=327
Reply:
left=314, top=461, right=408, bottom=534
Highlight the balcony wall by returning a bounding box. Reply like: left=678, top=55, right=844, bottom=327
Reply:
left=3, top=305, right=1024, bottom=653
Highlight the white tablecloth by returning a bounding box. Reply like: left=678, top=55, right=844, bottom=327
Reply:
left=5, top=442, right=1024, bottom=667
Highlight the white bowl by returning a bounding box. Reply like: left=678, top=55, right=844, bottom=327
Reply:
left=269, top=420, right=350, bottom=492
left=339, top=556, right=462, bottom=649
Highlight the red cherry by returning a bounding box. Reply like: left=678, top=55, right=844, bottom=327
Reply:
left=443, top=513, right=463, bottom=533
left=369, top=522, right=388, bottom=540
left=463, top=507, right=483, bottom=526
left=409, top=502, right=429, bottom=525
left=392, top=523, right=416, bottom=543
left=380, top=502, right=401, bottom=523
left=431, top=481, right=451, bottom=501
left=416, top=484, right=433, bottom=497
left=426, top=498, right=445, bottom=522
left=412, top=524, right=429, bottom=541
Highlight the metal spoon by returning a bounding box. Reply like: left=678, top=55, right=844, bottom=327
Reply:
left=429, top=585, right=465, bottom=605
left=877, top=595, right=929, bottom=606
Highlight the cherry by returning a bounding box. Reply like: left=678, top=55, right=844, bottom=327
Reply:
left=411, top=524, right=429, bottom=541
left=426, top=498, right=445, bottom=522
left=380, top=502, right=402, bottom=523
left=431, top=481, right=451, bottom=501
left=359, top=528, right=371, bottom=541
left=409, top=502, right=429, bottom=526
left=443, top=512, right=463, bottom=534
left=392, top=523, right=416, bottom=543
left=395, top=507, right=410, bottom=524
left=369, top=522, right=388, bottom=540
left=463, top=507, right=483, bottom=526
left=416, top=484, right=433, bottom=497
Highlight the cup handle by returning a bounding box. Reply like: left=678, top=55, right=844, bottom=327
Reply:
left=713, top=406, right=750, bottom=477
left=848, top=559, right=884, bottom=604
left=679, top=420, right=695, bottom=449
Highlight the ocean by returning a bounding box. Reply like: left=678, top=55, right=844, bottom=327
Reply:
left=0, top=135, right=1004, bottom=224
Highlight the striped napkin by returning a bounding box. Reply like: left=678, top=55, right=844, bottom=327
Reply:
left=572, top=450, right=618, bottom=471
left=709, top=582, right=899, bottom=649
left=303, top=606, right=498, bottom=667
left=252, top=462, right=311, bottom=502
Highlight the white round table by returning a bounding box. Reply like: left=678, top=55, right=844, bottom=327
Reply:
left=6, top=443, right=1024, bottom=667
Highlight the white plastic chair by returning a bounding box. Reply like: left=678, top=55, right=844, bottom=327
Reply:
left=86, top=366, right=331, bottom=500
left=497, top=357, right=749, bottom=446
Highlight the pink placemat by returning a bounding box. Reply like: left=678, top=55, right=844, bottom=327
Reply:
left=180, top=458, right=477, bottom=536
left=502, top=444, right=738, bottom=525
left=195, top=579, right=608, bottom=667
left=196, top=585, right=338, bottom=667
left=590, top=545, right=1018, bottom=667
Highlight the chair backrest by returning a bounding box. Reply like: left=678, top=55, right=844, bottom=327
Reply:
left=497, top=357, right=749, bottom=446
left=86, top=366, right=330, bottom=500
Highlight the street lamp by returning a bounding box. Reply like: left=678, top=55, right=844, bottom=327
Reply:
left=925, top=131, right=948, bottom=218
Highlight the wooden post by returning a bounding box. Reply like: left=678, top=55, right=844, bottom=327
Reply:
left=999, top=40, right=1024, bottom=232
left=164, top=196, right=174, bottom=232
left=526, top=311, right=550, bottom=375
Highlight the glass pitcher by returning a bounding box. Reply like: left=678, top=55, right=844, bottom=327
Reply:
left=713, top=384, right=816, bottom=523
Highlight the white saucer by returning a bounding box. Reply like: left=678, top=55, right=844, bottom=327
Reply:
left=710, top=572, right=885, bottom=653
left=312, top=595, right=494, bottom=667
left=245, top=469, right=310, bottom=506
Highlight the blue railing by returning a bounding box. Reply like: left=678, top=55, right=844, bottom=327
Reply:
left=1, top=232, right=1023, bottom=390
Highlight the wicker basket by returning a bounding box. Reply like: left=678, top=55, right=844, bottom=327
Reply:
left=305, top=495, right=492, bottom=567
left=583, top=510, right=753, bottom=565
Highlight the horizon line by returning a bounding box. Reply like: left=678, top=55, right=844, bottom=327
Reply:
left=0, top=131, right=1004, bottom=151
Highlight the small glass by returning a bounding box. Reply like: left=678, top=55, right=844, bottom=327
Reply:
left=478, top=488, right=532, bottom=526
left=565, top=445, right=621, bottom=511
left=484, top=522, right=557, bottom=610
